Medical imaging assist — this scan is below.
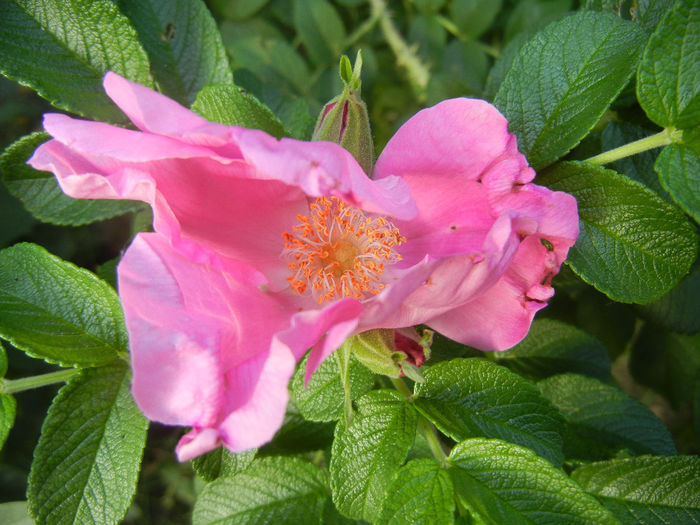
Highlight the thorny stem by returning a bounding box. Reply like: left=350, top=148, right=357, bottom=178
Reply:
left=586, top=127, right=682, bottom=165
left=390, top=377, right=449, bottom=466
left=368, top=0, right=430, bottom=101
left=1, top=368, right=78, bottom=395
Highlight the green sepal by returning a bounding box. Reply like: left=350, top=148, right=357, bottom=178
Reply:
left=345, top=330, right=405, bottom=378
left=312, top=52, right=374, bottom=175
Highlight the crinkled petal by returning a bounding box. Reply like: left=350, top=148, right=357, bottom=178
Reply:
left=427, top=235, right=561, bottom=350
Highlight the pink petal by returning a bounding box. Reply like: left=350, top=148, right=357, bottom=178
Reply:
left=427, top=235, right=562, bottom=350
left=374, top=98, right=532, bottom=186
left=118, top=233, right=296, bottom=437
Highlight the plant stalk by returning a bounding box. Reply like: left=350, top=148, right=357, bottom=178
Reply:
left=586, top=127, right=681, bottom=165
left=1, top=368, right=78, bottom=395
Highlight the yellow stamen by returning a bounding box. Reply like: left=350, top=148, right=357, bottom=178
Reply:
left=282, top=197, right=405, bottom=303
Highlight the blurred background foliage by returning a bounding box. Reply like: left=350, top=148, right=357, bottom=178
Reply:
left=1, top=0, right=697, bottom=523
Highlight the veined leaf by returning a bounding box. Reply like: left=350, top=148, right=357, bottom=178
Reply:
left=637, top=0, right=700, bottom=129
left=540, top=161, right=698, bottom=304
left=655, top=143, right=700, bottom=224
left=638, top=265, right=700, bottom=334
left=191, top=447, right=256, bottom=482
left=117, top=0, right=232, bottom=105
left=449, top=438, right=617, bottom=525
left=414, top=358, right=564, bottom=466
left=330, top=390, right=418, bottom=522
left=572, top=456, right=700, bottom=524
left=494, top=318, right=611, bottom=380
left=0, top=243, right=127, bottom=366
left=192, top=85, right=287, bottom=138
left=539, top=374, right=676, bottom=460
left=27, top=362, right=148, bottom=524
left=192, top=456, right=329, bottom=525
left=377, top=458, right=455, bottom=525
left=0, top=0, right=153, bottom=122
left=495, top=10, right=646, bottom=169
left=292, top=0, right=346, bottom=66
left=1, top=132, right=144, bottom=226
left=0, top=394, right=16, bottom=451
left=290, top=351, right=375, bottom=423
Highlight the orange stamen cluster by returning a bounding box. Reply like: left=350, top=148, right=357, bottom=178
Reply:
left=282, top=196, right=405, bottom=303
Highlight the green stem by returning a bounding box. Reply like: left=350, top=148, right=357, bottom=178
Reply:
left=390, top=377, right=449, bottom=466
left=1, top=368, right=78, bottom=395
left=586, top=127, right=682, bottom=165
left=345, top=11, right=381, bottom=47
left=369, top=0, right=430, bottom=101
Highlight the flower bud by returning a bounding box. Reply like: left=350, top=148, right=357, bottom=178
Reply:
left=346, top=327, right=432, bottom=381
left=313, top=53, right=374, bottom=175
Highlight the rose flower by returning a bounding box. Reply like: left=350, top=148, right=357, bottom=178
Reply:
left=28, top=73, right=578, bottom=460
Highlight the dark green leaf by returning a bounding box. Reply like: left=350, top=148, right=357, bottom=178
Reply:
left=495, top=11, right=646, bottom=169
left=377, top=458, right=454, bottom=525
left=637, top=0, right=700, bottom=129
left=290, top=351, right=375, bottom=422
left=414, top=358, right=564, bottom=466
left=191, top=447, right=255, bottom=482
left=538, top=374, right=676, bottom=460
left=330, top=390, right=417, bottom=522
left=601, top=121, right=670, bottom=200
left=484, top=32, right=528, bottom=100
left=0, top=243, right=127, bottom=366
left=449, top=438, right=617, bottom=525
left=0, top=0, right=153, bottom=122
left=635, top=0, right=674, bottom=33
left=494, top=319, right=611, bottom=380
left=192, top=456, right=329, bottom=524
left=656, top=143, right=700, bottom=223
left=450, top=0, right=502, bottom=40
left=209, top=0, right=269, bottom=21
left=262, top=402, right=335, bottom=455
left=504, top=0, right=573, bottom=43
left=191, top=85, right=287, bottom=138
left=292, top=0, right=346, bottom=66
left=572, top=456, right=700, bottom=524
left=117, top=0, right=233, bottom=106
left=0, top=341, right=7, bottom=377
left=0, top=177, right=34, bottom=245
left=0, top=394, right=16, bottom=450
left=540, top=161, right=698, bottom=304
left=27, top=362, right=148, bottom=525
left=1, top=132, right=144, bottom=226
left=638, top=265, right=700, bottom=333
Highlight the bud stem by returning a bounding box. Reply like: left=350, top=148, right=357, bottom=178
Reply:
left=1, top=368, right=78, bottom=394
left=585, top=127, right=681, bottom=165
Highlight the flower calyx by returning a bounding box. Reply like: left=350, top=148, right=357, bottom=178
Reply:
left=312, top=51, right=374, bottom=175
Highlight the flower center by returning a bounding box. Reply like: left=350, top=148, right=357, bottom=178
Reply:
left=282, top=196, right=405, bottom=303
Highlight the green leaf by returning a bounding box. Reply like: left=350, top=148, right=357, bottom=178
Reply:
left=538, top=374, right=676, bottom=460
left=656, top=143, right=700, bottom=223
left=494, top=319, right=611, bottom=380
left=191, top=447, right=256, bottom=482
left=0, top=243, right=127, bottom=367
left=0, top=501, right=31, bottom=525
left=263, top=401, right=335, bottom=455
left=0, top=341, right=7, bottom=377
left=330, top=390, right=418, bottom=522
left=637, top=0, right=700, bottom=129
left=494, top=11, right=646, bottom=169
left=0, top=175, right=35, bottom=245
left=540, top=161, right=698, bottom=304
left=638, top=265, right=700, bottom=333
left=414, top=358, right=564, bottom=466
left=191, top=85, right=287, bottom=138
left=292, top=0, right=346, bottom=66
left=1, top=132, right=145, bottom=226
left=290, top=351, right=375, bottom=422
left=117, top=0, right=232, bottom=106
left=0, top=0, right=153, bottom=123
left=601, top=121, right=670, bottom=200
left=192, top=456, right=329, bottom=525
left=377, top=458, right=455, bottom=525
left=0, top=394, right=16, bottom=450
left=572, top=456, right=700, bottom=524
left=484, top=32, right=528, bottom=100
left=636, top=0, right=674, bottom=33
left=27, top=362, right=148, bottom=525
left=449, top=438, right=617, bottom=525
left=450, top=0, right=502, bottom=40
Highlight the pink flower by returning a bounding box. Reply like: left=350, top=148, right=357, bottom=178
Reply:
left=28, top=73, right=578, bottom=460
